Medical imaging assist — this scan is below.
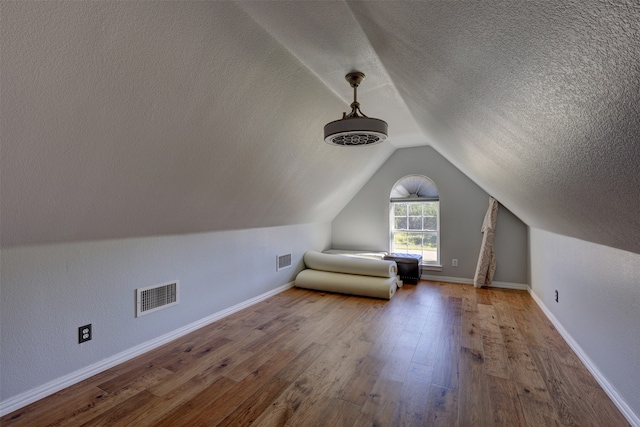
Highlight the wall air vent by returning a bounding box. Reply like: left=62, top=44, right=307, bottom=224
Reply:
left=136, top=281, right=179, bottom=317
left=277, top=253, right=292, bottom=271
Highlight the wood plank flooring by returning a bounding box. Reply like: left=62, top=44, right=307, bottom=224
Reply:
left=2, top=281, right=631, bottom=426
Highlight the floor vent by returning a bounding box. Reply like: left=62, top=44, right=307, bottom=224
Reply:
left=277, top=253, right=292, bottom=271
left=136, top=281, right=179, bottom=317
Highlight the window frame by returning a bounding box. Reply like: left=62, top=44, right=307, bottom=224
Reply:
left=389, top=174, right=441, bottom=268
left=389, top=200, right=441, bottom=266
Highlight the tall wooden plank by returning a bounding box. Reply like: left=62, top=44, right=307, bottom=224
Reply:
left=422, top=384, right=459, bottom=427
left=251, top=373, right=320, bottom=427
left=340, top=356, right=385, bottom=406
left=517, top=393, right=562, bottom=427
left=511, top=308, right=546, bottom=349
left=380, top=330, right=421, bottom=381
left=444, top=296, right=463, bottom=326
left=461, top=304, right=484, bottom=352
left=275, top=342, right=327, bottom=382
left=391, top=362, right=433, bottom=426
left=353, top=378, right=403, bottom=427
left=411, top=311, right=443, bottom=367
left=457, top=346, right=493, bottom=427
left=476, top=288, right=492, bottom=305
left=477, top=303, right=511, bottom=380
left=431, top=323, right=460, bottom=390
left=297, top=398, right=362, bottom=427
left=147, top=346, right=254, bottom=397
left=216, top=378, right=291, bottom=427
left=78, top=391, right=159, bottom=427
left=486, top=375, right=527, bottom=427
left=141, top=376, right=238, bottom=427
left=495, top=305, right=550, bottom=404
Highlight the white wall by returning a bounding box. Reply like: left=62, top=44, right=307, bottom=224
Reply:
left=332, top=146, right=528, bottom=285
left=0, top=222, right=331, bottom=404
left=529, top=228, right=640, bottom=420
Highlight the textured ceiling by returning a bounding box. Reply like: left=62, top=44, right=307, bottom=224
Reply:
left=345, top=0, right=640, bottom=254
left=2, top=1, right=639, bottom=254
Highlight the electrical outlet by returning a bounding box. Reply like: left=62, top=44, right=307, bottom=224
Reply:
left=452, top=259, right=459, bottom=267
left=79, top=324, right=92, bottom=343
left=555, top=290, right=559, bottom=303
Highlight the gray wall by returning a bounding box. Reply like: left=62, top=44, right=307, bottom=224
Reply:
left=529, top=228, right=640, bottom=419
left=0, top=223, right=331, bottom=402
left=332, top=146, right=528, bottom=285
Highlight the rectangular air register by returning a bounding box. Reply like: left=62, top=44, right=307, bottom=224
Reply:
left=136, top=281, right=179, bottom=317
left=277, top=253, right=292, bottom=271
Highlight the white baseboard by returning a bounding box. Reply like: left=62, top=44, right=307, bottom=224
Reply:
left=0, top=281, right=295, bottom=417
left=528, top=289, right=640, bottom=427
left=421, top=274, right=528, bottom=290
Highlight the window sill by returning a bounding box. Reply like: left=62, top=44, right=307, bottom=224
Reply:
left=422, top=264, right=442, bottom=272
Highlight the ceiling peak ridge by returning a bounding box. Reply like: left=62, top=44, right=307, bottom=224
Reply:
left=235, top=1, right=400, bottom=104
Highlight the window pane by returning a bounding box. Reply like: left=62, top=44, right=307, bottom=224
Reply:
left=423, top=232, right=437, bottom=248
left=408, top=203, right=421, bottom=216
left=408, top=217, right=422, bottom=230
left=409, top=233, right=423, bottom=248
left=424, top=216, right=437, bottom=230
left=395, top=203, right=407, bottom=216
left=423, top=202, right=438, bottom=216
left=393, top=232, right=409, bottom=249
left=394, top=217, right=407, bottom=230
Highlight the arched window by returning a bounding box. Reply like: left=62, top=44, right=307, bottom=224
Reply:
left=389, top=175, right=440, bottom=265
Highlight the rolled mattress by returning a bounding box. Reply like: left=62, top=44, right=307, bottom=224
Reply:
left=304, top=251, right=397, bottom=278
left=323, top=249, right=387, bottom=260
left=295, top=269, right=397, bottom=300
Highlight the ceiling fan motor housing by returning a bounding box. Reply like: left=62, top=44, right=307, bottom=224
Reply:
left=324, top=71, right=388, bottom=146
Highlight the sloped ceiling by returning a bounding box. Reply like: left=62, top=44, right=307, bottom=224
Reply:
left=2, top=1, right=639, bottom=255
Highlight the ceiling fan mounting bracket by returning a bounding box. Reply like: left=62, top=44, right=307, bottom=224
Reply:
left=345, top=72, right=365, bottom=88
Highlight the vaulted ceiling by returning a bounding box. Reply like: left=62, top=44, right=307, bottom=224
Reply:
left=2, top=1, right=639, bottom=254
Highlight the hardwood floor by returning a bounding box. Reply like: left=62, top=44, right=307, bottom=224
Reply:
left=2, top=281, right=631, bottom=426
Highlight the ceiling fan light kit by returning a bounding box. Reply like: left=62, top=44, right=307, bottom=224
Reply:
left=324, top=72, right=388, bottom=146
